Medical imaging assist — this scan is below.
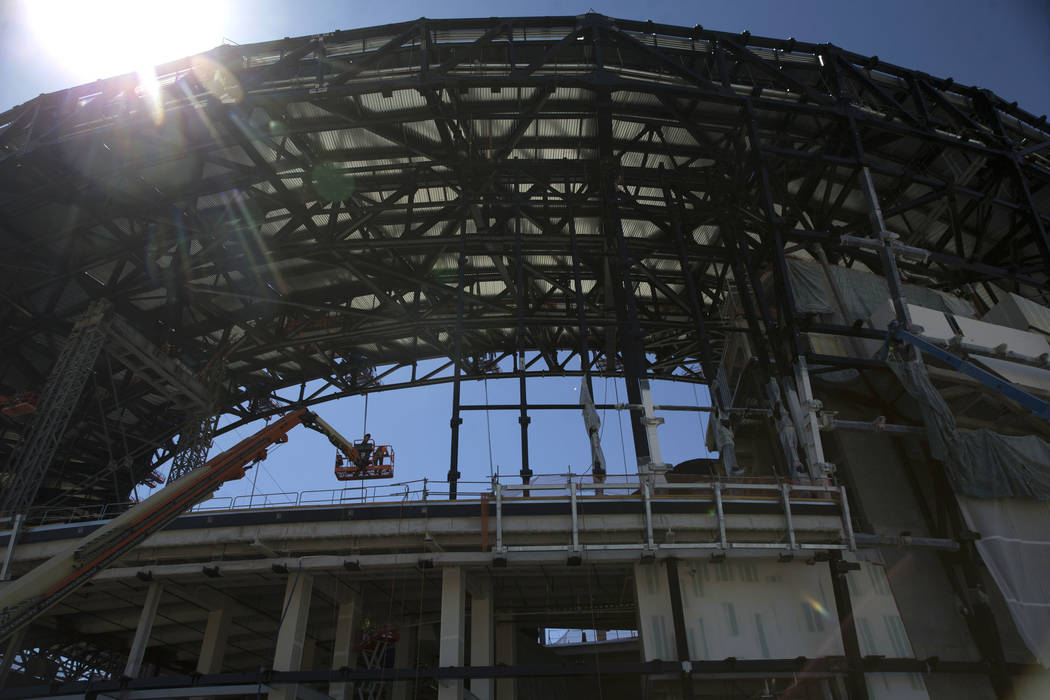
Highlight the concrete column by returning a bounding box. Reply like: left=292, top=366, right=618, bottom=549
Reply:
left=270, top=572, right=314, bottom=700
left=197, top=607, right=232, bottom=674
left=124, top=581, right=163, bottom=678
left=329, top=589, right=362, bottom=700
left=470, top=578, right=495, bottom=700
left=301, top=638, right=317, bottom=671
left=438, top=567, right=466, bottom=700
left=391, top=617, right=418, bottom=700
left=191, top=606, right=232, bottom=700
left=495, top=622, right=516, bottom=700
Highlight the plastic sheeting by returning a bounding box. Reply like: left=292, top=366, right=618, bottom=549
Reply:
left=889, top=358, right=1050, bottom=500
left=958, top=496, right=1050, bottom=667
left=890, top=356, right=1050, bottom=665
left=787, top=259, right=975, bottom=323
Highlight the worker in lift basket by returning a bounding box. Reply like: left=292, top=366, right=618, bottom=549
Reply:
left=355, top=433, right=374, bottom=468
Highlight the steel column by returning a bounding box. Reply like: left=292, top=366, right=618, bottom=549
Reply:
left=513, top=212, right=532, bottom=486
left=828, top=555, right=869, bottom=700
left=123, top=582, right=164, bottom=679
left=438, top=567, right=466, bottom=700
left=448, top=212, right=468, bottom=499
left=271, top=572, right=314, bottom=700
left=597, top=88, right=653, bottom=475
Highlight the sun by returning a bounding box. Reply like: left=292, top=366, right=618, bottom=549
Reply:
left=21, top=0, right=227, bottom=85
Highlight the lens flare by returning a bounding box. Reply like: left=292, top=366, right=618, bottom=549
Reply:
left=192, top=56, right=243, bottom=104
left=21, top=1, right=226, bottom=93
left=803, top=594, right=829, bottom=618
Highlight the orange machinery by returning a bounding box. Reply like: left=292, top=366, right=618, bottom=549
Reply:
left=334, top=436, right=394, bottom=480
left=0, top=391, right=38, bottom=418
left=0, top=407, right=384, bottom=643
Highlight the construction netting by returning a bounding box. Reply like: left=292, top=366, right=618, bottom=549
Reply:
left=787, top=258, right=975, bottom=323
left=890, top=356, right=1050, bottom=665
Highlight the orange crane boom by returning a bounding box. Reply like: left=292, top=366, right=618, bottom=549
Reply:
left=0, top=408, right=347, bottom=643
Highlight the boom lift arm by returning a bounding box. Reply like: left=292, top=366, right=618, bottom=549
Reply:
left=0, top=408, right=349, bottom=643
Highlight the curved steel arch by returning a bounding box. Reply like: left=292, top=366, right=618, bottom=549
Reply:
left=0, top=13, right=1048, bottom=508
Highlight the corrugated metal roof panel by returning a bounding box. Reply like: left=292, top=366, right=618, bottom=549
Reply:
left=358, top=88, right=428, bottom=113
left=285, top=101, right=330, bottom=119
left=401, top=119, right=442, bottom=145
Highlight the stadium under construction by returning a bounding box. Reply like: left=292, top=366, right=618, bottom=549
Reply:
left=2, top=13, right=1050, bottom=700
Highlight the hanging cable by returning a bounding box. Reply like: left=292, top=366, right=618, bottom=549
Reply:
left=585, top=565, right=606, bottom=700
left=362, top=392, right=369, bottom=436
left=691, top=383, right=707, bottom=435
left=484, top=377, right=495, bottom=479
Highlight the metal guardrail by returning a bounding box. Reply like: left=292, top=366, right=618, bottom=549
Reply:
left=492, top=477, right=853, bottom=556
left=2, top=474, right=855, bottom=555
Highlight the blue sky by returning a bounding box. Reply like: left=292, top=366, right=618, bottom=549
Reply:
left=2, top=0, right=1048, bottom=116
left=1, top=1, right=1047, bottom=502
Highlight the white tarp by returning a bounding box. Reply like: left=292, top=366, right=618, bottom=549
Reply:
left=958, top=496, right=1050, bottom=667
left=634, top=559, right=930, bottom=699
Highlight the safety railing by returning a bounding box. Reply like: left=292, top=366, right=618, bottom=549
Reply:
left=4, top=474, right=855, bottom=555
left=492, top=477, right=854, bottom=556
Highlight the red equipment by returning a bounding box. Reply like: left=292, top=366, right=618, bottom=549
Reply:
left=0, top=407, right=364, bottom=641
left=0, top=390, right=39, bottom=418
left=334, top=435, right=394, bottom=481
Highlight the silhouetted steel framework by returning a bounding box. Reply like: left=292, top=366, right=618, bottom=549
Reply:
left=0, top=14, right=1048, bottom=512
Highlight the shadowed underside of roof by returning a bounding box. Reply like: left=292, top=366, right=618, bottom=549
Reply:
left=0, top=14, right=1048, bottom=509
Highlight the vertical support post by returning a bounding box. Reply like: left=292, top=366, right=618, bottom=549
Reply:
left=713, top=482, right=728, bottom=550
left=840, top=485, right=856, bottom=551
left=597, top=88, right=654, bottom=477
left=637, top=380, right=666, bottom=474
left=392, top=616, right=418, bottom=700
left=330, top=588, right=362, bottom=700
left=569, top=481, right=579, bottom=554
left=781, top=483, right=797, bottom=551
left=448, top=211, right=468, bottom=499
left=642, top=481, right=655, bottom=551
left=664, top=560, right=695, bottom=700
left=743, top=100, right=802, bottom=356
left=495, top=622, right=517, bottom=700
left=791, top=357, right=830, bottom=480
left=0, top=514, right=25, bottom=582
left=438, top=567, right=466, bottom=700
left=664, top=178, right=737, bottom=473
left=470, top=577, right=494, bottom=700
left=124, top=581, right=163, bottom=679
left=196, top=606, right=232, bottom=674
left=495, top=484, right=504, bottom=553
left=271, top=572, right=314, bottom=700
left=828, top=555, right=870, bottom=700
left=570, top=210, right=606, bottom=479
left=858, top=163, right=913, bottom=330
left=568, top=212, right=594, bottom=397
left=514, top=212, right=532, bottom=486
left=732, top=106, right=807, bottom=477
